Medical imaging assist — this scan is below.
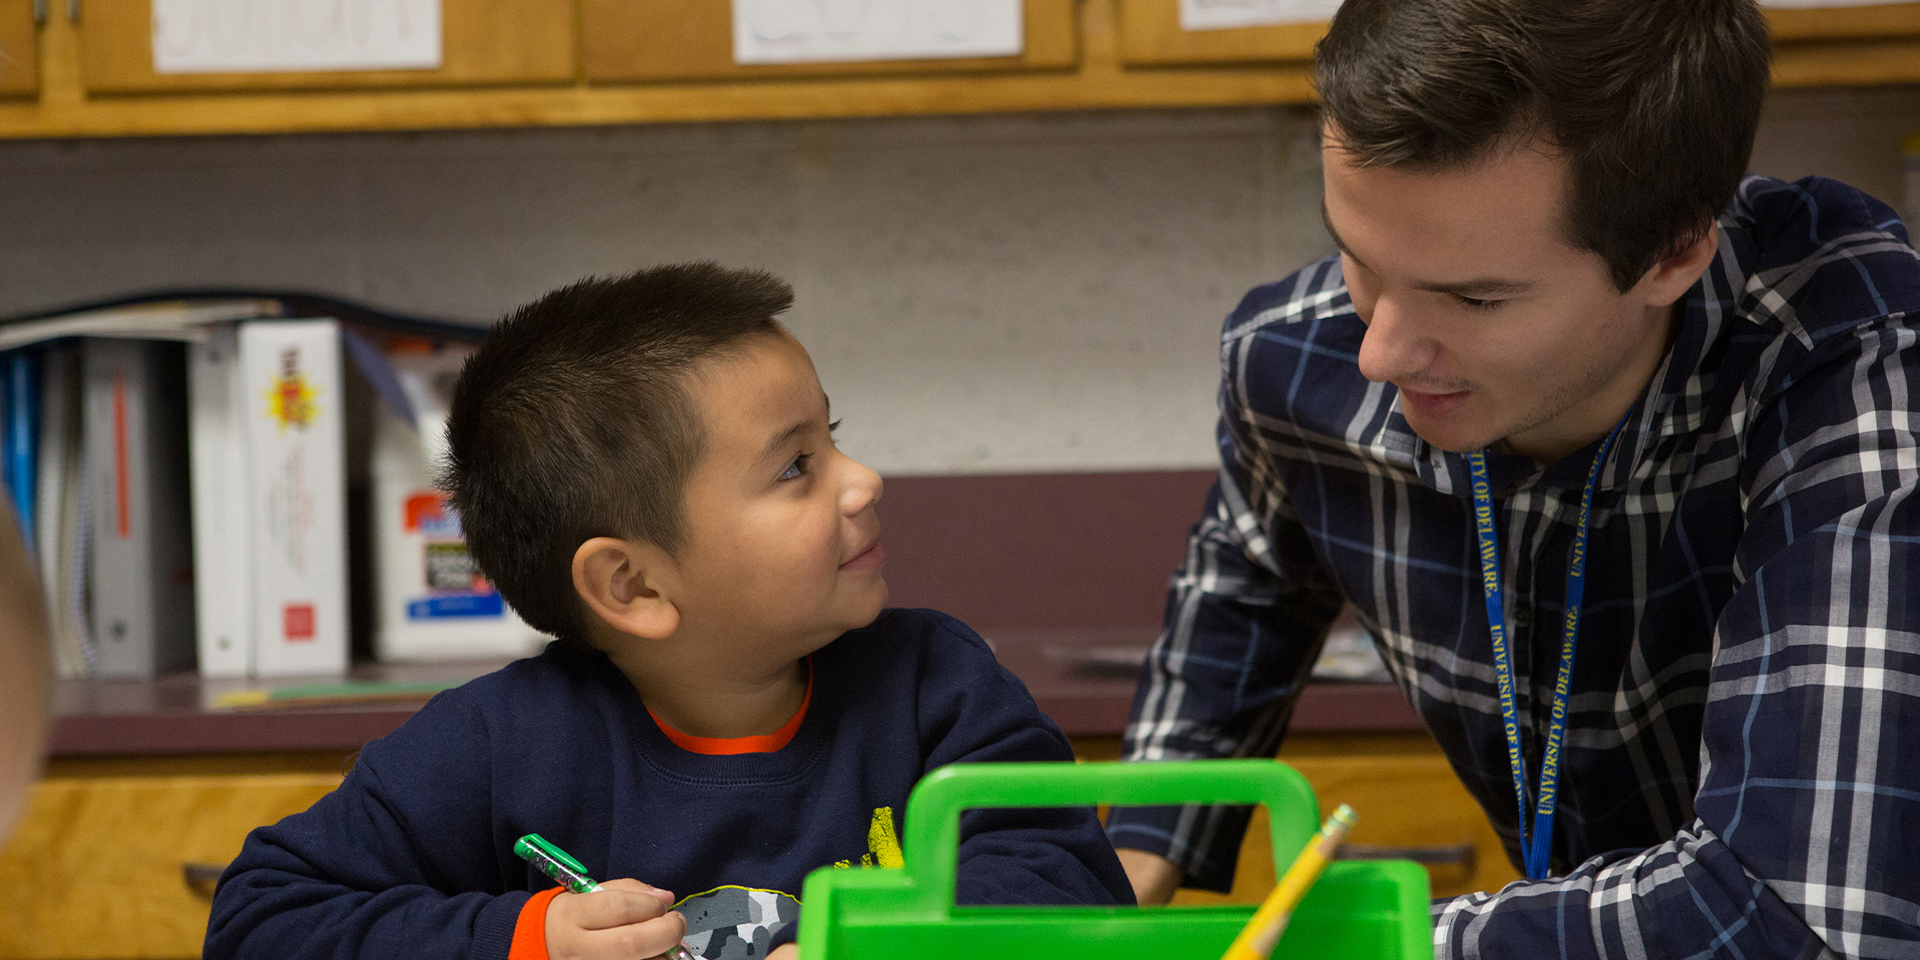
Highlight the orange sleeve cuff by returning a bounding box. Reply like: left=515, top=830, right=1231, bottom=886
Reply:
left=509, top=887, right=565, bottom=960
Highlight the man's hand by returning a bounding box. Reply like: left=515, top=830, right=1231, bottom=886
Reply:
left=767, top=945, right=798, bottom=959
left=1116, top=849, right=1184, bottom=905
left=544, top=879, right=689, bottom=960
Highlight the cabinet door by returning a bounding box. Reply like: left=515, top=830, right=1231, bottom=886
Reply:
left=1767, top=2, right=1920, bottom=40
left=0, top=771, right=342, bottom=959
left=1167, top=750, right=1524, bottom=903
left=0, top=0, right=36, bottom=97
left=1114, top=0, right=1323, bottom=66
left=582, top=0, right=1077, bottom=82
left=1113, top=1, right=1920, bottom=70
left=77, top=0, right=572, bottom=94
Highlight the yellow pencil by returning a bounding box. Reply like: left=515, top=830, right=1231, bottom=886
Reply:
left=1219, top=803, right=1358, bottom=960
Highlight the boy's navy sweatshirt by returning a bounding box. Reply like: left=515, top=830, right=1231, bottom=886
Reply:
left=204, top=608, right=1134, bottom=960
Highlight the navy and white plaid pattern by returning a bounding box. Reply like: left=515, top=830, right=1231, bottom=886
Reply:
left=1105, top=176, right=1920, bottom=959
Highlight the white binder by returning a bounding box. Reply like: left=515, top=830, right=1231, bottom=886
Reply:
left=187, top=324, right=255, bottom=678
left=240, top=320, right=349, bottom=678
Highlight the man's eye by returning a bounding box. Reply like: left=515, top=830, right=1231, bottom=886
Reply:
left=778, top=454, right=813, bottom=482
left=1455, top=295, right=1503, bottom=311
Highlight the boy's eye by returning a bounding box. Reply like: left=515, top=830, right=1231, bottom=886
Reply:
left=1454, top=294, right=1503, bottom=311
left=778, top=454, right=813, bottom=482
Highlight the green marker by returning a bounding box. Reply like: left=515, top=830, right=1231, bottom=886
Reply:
left=513, top=833, right=695, bottom=960
left=514, top=833, right=603, bottom=893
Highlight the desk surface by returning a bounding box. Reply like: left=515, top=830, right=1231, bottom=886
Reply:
left=49, top=630, right=1423, bottom=756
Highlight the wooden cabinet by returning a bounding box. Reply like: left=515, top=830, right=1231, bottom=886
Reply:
left=1202, top=734, right=1525, bottom=903
left=1112, top=0, right=1920, bottom=90
left=0, top=0, right=36, bottom=97
left=0, top=738, right=1502, bottom=959
left=1114, top=0, right=1319, bottom=66
left=1769, top=2, right=1920, bottom=86
left=1075, top=731, right=1525, bottom=903
left=582, top=0, right=1078, bottom=82
left=0, top=0, right=1912, bottom=137
left=0, top=754, right=348, bottom=960
left=74, top=0, right=573, bottom=94
left=1768, top=1, right=1920, bottom=39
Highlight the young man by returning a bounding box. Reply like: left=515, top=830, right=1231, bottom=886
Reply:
left=205, top=263, right=1132, bottom=960
left=1108, top=1, right=1920, bottom=957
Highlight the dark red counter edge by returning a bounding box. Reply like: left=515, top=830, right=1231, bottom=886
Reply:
left=50, top=710, right=421, bottom=756
left=49, top=684, right=1421, bottom=756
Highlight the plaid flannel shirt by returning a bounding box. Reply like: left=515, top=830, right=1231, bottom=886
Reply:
left=1106, top=176, right=1920, bottom=959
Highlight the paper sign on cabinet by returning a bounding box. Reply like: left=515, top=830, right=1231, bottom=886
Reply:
left=152, top=0, right=443, bottom=74
left=733, top=0, right=1023, bottom=64
left=1178, top=0, right=1343, bottom=31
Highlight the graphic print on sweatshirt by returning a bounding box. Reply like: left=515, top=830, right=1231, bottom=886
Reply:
left=672, top=807, right=904, bottom=957
left=676, top=886, right=802, bottom=959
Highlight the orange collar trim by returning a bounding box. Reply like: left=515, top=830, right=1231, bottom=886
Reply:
left=646, top=661, right=812, bottom=755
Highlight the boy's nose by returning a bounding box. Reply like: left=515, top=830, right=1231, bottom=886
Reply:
left=841, top=456, right=883, bottom=515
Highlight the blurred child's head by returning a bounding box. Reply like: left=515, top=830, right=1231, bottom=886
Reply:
left=444, top=263, right=885, bottom=659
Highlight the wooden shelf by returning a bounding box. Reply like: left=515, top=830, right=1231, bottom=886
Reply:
left=0, top=66, right=1318, bottom=139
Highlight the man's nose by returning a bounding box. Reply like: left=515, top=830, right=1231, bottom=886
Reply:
left=1355, top=294, right=1431, bottom=384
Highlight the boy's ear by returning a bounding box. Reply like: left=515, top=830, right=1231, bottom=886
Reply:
left=571, top=537, right=680, bottom=642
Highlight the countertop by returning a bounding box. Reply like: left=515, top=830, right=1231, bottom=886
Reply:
left=48, top=629, right=1421, bottom=756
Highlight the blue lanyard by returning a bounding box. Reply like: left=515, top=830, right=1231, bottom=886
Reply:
left=1467, top=416, right=1627, bottom=880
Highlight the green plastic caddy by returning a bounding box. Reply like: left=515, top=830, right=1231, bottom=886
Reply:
left=798, top=759, right=1433, bottom=959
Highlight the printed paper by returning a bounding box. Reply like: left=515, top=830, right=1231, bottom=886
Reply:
left=734, top=0, right=1023, bottom=65
left=1179, top=0, right=1344, bottom=31
left=153, top=0, right=442, bottom=74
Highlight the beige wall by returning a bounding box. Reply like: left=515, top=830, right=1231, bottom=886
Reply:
left=0, top=84, right=1913, bottom=476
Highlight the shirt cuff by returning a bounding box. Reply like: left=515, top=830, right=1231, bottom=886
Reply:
left=770, top=920, right=799, bottom=952
left=1106, top=803, right=1256, bottom=894
left=509, top=887, right=565, bottom=960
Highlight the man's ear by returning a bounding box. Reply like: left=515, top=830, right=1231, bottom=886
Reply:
left=1638, top=220, right=1720, bottom=308
left=571, top=537, right=680, bottom=641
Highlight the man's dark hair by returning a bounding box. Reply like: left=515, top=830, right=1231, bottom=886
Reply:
left=1315, top=0, right=1771, bottom=291
left=442, top=262, right=792, bottom=643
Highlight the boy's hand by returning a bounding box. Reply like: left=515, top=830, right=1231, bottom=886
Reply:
left=544, top=878, right=689, bottom=960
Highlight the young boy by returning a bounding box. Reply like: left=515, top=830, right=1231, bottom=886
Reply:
left=203, top=263, right=1134, bottom=960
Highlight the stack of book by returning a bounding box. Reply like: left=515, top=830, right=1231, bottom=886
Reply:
left=1, top=293, right=545, bottom=681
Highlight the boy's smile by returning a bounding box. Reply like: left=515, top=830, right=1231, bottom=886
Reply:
left=840, top=537, right=885, bottom=571
left=667, top=331, right=889, bottom=666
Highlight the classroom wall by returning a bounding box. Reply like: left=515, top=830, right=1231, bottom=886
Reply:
left=0, top=84, right=1914, bottom=478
